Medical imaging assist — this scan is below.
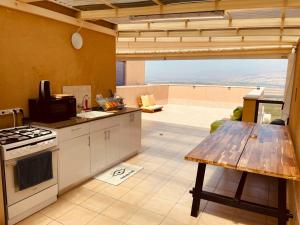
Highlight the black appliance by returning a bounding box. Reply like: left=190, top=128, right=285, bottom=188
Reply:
left=29, top=96, right=76, bottom=123
left=39, top=80, right=51, bottom=100
left=29, top=81, right=77, bottom=123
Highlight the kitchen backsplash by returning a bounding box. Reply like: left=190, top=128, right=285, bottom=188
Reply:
left=63, top=85, right=91, bottom=112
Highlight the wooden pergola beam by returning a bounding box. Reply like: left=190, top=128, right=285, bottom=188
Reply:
left=78, top=0, right=300, bottom=20
left=117, top=41, right=297, bottom=52
left=18, top=0, right=41, bottom=2
left=117, top=18, right=300, bottom=31
left=118, top=28, right=300, bottom=38
left=0, top=0, right=116, bottom=36
left=100, top=0, right=117, bottom=9
left=116, top=47, right=292, bottom=60
left=152, top=0, right=162, bottom=6
left=118, top=36, right=299, bottom=43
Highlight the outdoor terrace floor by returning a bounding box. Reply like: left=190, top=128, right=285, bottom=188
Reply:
left=18, top=104, right=277, bottom=225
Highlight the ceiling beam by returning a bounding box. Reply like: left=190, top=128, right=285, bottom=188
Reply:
left=0, top=0, right=116, bottom=36
left=152, top=0, right=162, bottom=5
left=116, top=47, right=292, bottom=60
left=117, top=41, right=297, bottom=51
left=78, top=0, right=300, bottom=20
left=18, top=0, right=41, bottom=2
left=118, top=28, right=300, bottom=38
left=100, top=0, right=117, bottom=9
left=117, top=18, right=300, bottom=31
left=118, top=36, right=299, bottom=43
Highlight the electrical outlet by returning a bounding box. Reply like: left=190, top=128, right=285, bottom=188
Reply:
left=0, top=108, right=23, bottom=116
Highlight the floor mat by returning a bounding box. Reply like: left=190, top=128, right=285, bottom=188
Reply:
left=94, top=163, right=143, bottom=185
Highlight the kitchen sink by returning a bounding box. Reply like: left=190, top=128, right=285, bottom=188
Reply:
left=77, top=111, right=113, bottom=119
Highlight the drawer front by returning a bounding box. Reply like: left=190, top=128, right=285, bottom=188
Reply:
left=90, top=116, right=120, bottom=133
left=57, top=123, right=90, bottom=142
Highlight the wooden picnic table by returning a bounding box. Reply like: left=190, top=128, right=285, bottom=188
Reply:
left=185, top=121, right=300, bottom=225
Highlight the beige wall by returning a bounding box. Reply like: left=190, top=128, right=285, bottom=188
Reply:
left=288, top=44, right=300, bottom=225
left=0, top=6, right=116, bottom=128
left=125, top=61, right=145, bottom=85
left=117, top=84, right=169, bottom=107
left=116, top=84, right=255, bottom=107
left=168, top=85, right=252, bottom=107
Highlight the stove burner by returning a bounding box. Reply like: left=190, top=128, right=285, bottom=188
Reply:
left=0, top=126, right=53, bottom=145
left=5, top=137, right=19, bottom=144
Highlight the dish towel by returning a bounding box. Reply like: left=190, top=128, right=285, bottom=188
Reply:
left=16, top=151, right=53, bottom=190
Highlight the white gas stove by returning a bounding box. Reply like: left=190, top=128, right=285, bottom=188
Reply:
left=0, top=126, right=57, bottom=160
left=0, top=126, right=58, bottom=225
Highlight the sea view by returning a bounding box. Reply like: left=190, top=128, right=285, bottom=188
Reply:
left=145, top=59, right=288, bottom=89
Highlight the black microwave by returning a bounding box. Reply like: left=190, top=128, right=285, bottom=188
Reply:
left=29, top=96, right=77, bottom=123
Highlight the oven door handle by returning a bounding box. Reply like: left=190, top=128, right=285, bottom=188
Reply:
left=5, top=147, right=59, bottom=166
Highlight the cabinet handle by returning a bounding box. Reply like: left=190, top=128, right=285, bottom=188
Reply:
left=104, top=131, right=107, bottom=140
left=108, top=131, right=110, bottom=140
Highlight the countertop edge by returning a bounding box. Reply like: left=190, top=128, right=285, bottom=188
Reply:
left=33, top=107, right=141, bottom=129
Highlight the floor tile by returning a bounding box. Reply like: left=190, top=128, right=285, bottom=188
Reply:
left=48, top=221, right=63, bottom=225
left=80, top=193, right=116, bottom=213
left=142, top=196, right=176, bottom=215
left=198, top=211, right=235, bottom=225
left=120, top=190, right=149, bottom=206
left=166, top=203, right=199, bottom=225
left=40, top=198, right=76, bottom=219
left=61, top=186, right=95, bottom=204
left=57, top=206, right=97, bottom=225
left=160, top=217, right=184, bottom=225
left=102, top=201, right=139, bottom=223
left=17, top=212, right=53, bottom=225
left=87, top=215, right=123, bottom=225
left=100, top=185, right=131, bottom=199
left=119, top=177, right=142, bottom=189
left=126, top=208, right=164, bottom=225
left=82, top=179, right=108, bottom=191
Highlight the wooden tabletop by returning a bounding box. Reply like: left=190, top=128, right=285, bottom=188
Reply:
left=185, top=121, right=300, bottom=180
left=185, top=121, right=254, bottom=169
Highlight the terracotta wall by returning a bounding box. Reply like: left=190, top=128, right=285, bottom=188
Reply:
left=288, top=44, right=300, bottom=225
left=125, top=61, right=145, bottom=85
left=0, top=6, right=116, bottom=128
left=116, top=84, right=254, bottom=107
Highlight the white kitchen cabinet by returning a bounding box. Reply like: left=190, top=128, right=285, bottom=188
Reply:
left=119, top=111, right=141, bottom=159
left=54, top=110, right=141, bottom=191
left=105, top=125, right=120, bottom=165
left=90, top=125, right=120, bottom=175
left=90, top=130, right=106, bottom=175
left=58, top=134, right=90, bottom=191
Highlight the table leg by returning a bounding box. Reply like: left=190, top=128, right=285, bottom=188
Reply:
left=278, top=178, right=287, bottom=225
left=191, top=163, right=206, bottom=217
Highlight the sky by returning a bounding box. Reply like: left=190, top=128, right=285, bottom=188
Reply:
left=145, top=59, right=288, bottom=88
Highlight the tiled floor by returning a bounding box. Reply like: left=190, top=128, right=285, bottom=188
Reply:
left=18, top=104, right=278, bottom=225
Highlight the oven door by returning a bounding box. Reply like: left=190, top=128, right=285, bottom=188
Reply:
left=4, top=147, right=58, bottom=206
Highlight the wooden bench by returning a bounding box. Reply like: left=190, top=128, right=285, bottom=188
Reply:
left=185, top=121, right=300, bottom=225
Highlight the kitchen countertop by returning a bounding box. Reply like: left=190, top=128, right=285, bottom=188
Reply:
left=33, top=107, right=141, bottom=129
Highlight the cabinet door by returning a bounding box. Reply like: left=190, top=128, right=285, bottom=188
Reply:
left=119, top=112, right=141, bottom=159
left=90, top=130, right=106, bottom=175
left=59, top=135, right=90, bottom=191
left=130, top=112, right=142, bottom=153
left=106, top=126, right=120, bottom=165
left=119, top=114, right=131, bottom=159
